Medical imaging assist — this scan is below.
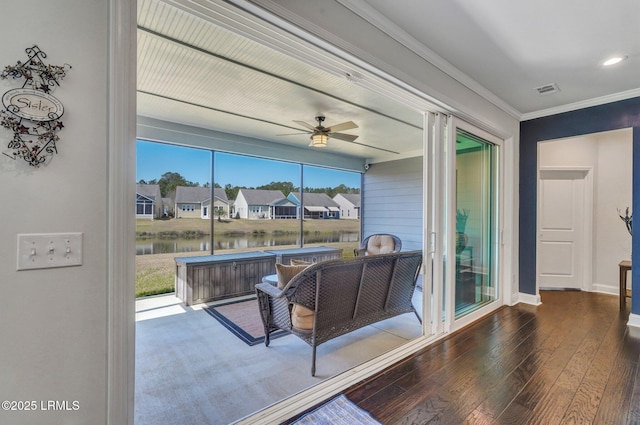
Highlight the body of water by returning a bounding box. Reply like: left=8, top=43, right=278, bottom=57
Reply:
left=136, top=232, right=359, bottom=255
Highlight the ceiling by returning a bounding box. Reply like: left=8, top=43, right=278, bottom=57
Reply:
left=137, top=0, right=640, bottom=163
left=351, top=0, right=640, bottom=118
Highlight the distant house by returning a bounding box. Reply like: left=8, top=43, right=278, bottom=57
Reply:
left=175, top=186, right=229, bottom=219
left=287, top=192, right=341, bottom=219
left=333, top=193, right=361, bottom=219
left=272, top=197, right=298, bottom=219
left=234, top=189, right=294, bottom=219
left=136, top=184, right=162, bottom=220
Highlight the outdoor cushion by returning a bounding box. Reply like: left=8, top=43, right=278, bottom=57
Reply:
left=366, top=234, right=396, bottom=255
left=291, top=305, right=314, bottom=330
left=275, top=262, right=314, bottom=330
left=275, top=263, right=309, bottom=289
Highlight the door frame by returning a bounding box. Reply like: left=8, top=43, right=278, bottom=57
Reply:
left=536, top=166, right=593, bottom=293
left=114, top=1, right=520, bottom=424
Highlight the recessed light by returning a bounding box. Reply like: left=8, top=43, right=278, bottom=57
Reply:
left=603, top=56, right=627, bottom=66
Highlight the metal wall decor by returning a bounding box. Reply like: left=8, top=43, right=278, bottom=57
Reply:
left=0, top=45, right=71, bottom=167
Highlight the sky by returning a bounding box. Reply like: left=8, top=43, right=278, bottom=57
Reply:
left=136, top=140, right=361, bottom=189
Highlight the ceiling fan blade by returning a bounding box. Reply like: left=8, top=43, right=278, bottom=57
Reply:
left=335, top=138, right=400, bottom=155
left=330, top=132, right=359, bottom=142
left=293, top=120, right=317, bottom=131
left=277, top=131, right=311, bottom=136
left=327, top=121, right=358, bottom=133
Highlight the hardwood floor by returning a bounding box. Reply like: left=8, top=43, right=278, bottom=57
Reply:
left=314, top=291, right=640, bottom=424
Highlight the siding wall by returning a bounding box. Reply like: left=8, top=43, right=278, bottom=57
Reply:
left=176, top=203, right=202, bottom=219
left=363, top=157, right=423, bottom=251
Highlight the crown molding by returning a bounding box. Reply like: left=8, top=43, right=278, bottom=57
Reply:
left=336, top=0, right=522, bottom=120
left=522, top=88, right=640, bottom=121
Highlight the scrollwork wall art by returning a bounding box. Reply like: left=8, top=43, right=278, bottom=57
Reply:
left=0, top=45, right=71, bottom=167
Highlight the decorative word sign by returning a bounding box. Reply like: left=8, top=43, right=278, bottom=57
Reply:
left=0, top=46, right=71, bottom=167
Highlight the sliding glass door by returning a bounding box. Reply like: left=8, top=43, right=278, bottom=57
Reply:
left=446, top=118, right=502, bottom=330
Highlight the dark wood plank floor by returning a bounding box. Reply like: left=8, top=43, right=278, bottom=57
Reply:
left=335, top=291, right=640, bottom=424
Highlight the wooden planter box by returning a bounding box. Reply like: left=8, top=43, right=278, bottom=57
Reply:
left=175, top=252, right=276, bottom=305
left=265, top=246, right=343, bottom=265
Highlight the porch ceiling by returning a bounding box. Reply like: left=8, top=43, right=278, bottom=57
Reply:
left=137, top=0, right=424, bottom=163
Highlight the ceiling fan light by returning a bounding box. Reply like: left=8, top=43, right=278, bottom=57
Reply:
left=310, top=133, right=328, bottom=147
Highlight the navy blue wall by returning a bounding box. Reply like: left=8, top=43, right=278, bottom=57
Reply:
left=519, top=97, right=640, bottom=313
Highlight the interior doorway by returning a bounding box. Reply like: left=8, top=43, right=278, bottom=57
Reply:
left=537, top=128, right=632, bottom=294
left=538, top=168, right=590, bottom=290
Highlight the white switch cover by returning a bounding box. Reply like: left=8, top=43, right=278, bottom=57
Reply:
left=17, top=233, right=83, bottom=270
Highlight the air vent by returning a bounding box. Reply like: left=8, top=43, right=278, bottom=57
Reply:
left=535, top=83, right=560, bottom=95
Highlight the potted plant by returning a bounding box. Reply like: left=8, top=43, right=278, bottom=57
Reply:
left=456, top=209, right=470, bottom=254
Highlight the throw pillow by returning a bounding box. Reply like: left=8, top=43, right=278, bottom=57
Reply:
left=275, top=263, right=309, bottom=289
left=274, top=262, right=315, bottom=330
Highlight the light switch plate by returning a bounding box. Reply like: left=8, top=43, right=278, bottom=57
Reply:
left=17, top=233, right=83, bottom=270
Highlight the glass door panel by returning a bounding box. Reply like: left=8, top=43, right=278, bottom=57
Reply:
left=454, top=129, right=498, bottom=317
left=445, top=118, right=502, bottom=331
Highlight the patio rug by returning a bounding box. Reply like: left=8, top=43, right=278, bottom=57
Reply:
left=288, top=394, right=382, bottom=425
left=203, top=297, right=289, bottom=346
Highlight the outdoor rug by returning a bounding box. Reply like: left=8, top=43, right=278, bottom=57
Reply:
left=288, top=394, right=382, bottom=425
left=203, top=297, right=289, bottom=346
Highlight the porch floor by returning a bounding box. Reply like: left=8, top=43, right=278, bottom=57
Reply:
left=135, top=290, right=423, bottom=424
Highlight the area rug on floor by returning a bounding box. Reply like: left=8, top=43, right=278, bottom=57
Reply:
left=289, top=394, right=382, bottom=425
left=203, top=297, right=289, bottom=346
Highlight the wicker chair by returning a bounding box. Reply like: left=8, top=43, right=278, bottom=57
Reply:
left=354, top=233, right=402, bottom=257
left=255, top=250, right=423, bottom=376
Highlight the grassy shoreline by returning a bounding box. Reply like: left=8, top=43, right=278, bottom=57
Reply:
left=136, top=217, right=360, bottom=238
left=135, top=218, right=360, bottom=298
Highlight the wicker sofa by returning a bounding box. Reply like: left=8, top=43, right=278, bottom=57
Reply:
left=255, top=250, right=423, bottom=376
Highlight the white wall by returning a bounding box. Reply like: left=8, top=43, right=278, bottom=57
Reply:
left=0, top=1, right=117, bottom=425
left=539, top=128, right=632, bottom=293
left=363, top=157, right=423, bottom=250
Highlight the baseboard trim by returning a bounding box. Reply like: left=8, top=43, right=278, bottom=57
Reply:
left=628, top=313, right=640, bottom=329
left=518, top=292, right=541, bottom=306
left=592, top=283, right=618, bottom=295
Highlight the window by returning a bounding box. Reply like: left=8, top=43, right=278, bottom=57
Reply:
left=137, top=202, right=153, bottom=215
left=136, top=142, right=361, bottom=297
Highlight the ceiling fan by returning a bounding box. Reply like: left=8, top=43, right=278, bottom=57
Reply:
left=282, top=116, right=359, bottom=148
left=278, top=115, right=400, bottom=154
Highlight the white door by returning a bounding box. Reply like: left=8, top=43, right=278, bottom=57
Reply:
left=538, top=169, right=589, bottom=290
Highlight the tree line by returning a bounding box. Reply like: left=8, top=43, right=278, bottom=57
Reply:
left=138, top=172, right=360, bottom=199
